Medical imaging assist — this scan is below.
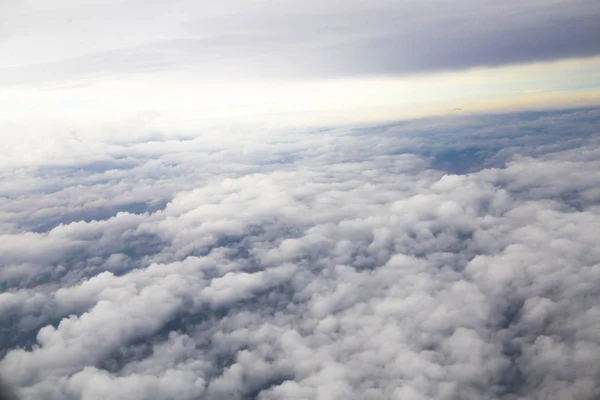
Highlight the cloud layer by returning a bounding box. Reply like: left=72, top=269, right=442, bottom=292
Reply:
left=1, top=108, right=600, bottom=399
left=2, top=0, right=600, bottom=85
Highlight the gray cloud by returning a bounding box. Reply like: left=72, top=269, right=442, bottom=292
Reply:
left=1, top=0, right=600, bottom=86
left=1, top=108, right=600, bottom=399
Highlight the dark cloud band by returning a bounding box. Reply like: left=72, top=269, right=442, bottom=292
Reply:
left=2, top=0, right=600, bottom=86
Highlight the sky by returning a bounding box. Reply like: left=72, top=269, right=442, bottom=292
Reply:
left=1, top=0, right=600, bottom=126
left=1, top=1, right=600, bottom=400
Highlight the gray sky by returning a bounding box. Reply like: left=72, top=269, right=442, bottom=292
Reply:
left=2, top=0, right=600, bottom=86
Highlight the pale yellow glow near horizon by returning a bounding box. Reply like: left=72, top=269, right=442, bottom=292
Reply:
left=1, top=56, right=599, bottom=130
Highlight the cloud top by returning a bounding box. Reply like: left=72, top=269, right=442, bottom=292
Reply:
left=1, top=108, right=600, bottom=399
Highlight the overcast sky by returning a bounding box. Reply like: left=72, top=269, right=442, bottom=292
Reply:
left=3, top=0, right=600, bottom=79
left=1, top=0, right=600, bottom=125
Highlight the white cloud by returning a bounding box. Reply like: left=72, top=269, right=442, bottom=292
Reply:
left=1, top=109, right=600, bottom=399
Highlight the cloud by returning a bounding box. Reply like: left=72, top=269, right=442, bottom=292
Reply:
left=1, top=0, right=600, bottom=85
left=1, top=108, right=600, bottom=399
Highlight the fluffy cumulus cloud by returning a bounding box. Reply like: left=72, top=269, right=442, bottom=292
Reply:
left=1, top=108, right=600, bottom=399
